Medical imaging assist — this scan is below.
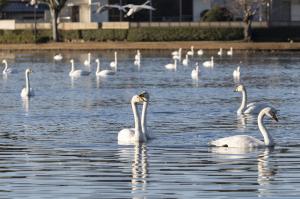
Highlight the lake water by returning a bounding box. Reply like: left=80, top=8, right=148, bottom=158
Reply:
left=0, top=50, right=300, bottom=198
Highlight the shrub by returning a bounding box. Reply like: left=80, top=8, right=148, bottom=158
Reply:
left=202, top=6, right=233, bottom=22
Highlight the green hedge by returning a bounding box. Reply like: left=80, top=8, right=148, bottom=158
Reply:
left=2, top=27, right=298, bottom=43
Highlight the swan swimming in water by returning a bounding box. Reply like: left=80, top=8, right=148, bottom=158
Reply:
left=53, top=54, right=63, bottom=61
left=182, top=54, right=189, bottom=66
left=191, top=62, right=199, bottom=79
left=110, top=51, right=118, bottom=68
left=118, top=92, right=150, bottom=144
left=210, top=107, right=278, bottom=148
left=235, top=84, right=274, bottom=115
left=233, top=66, right=240, bottom=80
left=197, top=49, right=203, bottom=56
left=203, top=56, right=214, bottom=67
left=172, top=48, right=182, bottom=61
left=84, top=52, right=91, bottom=66
left=217, top=48, right=223, bottom=56
left=21, top=68, right=34, bottom=98
left=2, top=59, right=17, bottom=75
left=227, top=47, right=233, bottom=56
left=165, top=59, right=177, bottom=70
left=69, top=59, right=91, bottom=77
left=187, top=46, right=194, bottom=56
left=95, top=58, right=116, bottom=77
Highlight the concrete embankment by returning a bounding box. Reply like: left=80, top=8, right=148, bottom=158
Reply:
left=0, top=41, right=299, bottom=51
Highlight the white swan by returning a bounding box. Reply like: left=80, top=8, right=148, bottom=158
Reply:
left=21, top=68, right=34, bottom=98
left=182, top=54, right=189, bottom=66
left=110, top=51, right=118, bottom=68
left=172, top=48, right=182, bottom=61
left=53, top=54, right=63, bottom=61
left=197, top=49, right=203, bottom=56
left=235, top=84, right=274, bottom=115
left=118, top=93, right=148, bottom=144
left=233, top=66, right=240, bottom=79
left=123, top=1, right=155, bottom=18
left=69, top=59, right=91, bottom=77
left=187, top=46, right=194, bottom=56
left=165, top=59, right=177, bottom=70
left=191, top=63, right=199, bottom=79
left=217, top=48, right=223, bottom=56
left=84, top=52, right=91, bottom=66
left=203, top=56, right=214, bottom=67
left=134, top=50, right=141, bottom=67
left=210, top=107, right=278, bottom=148
left=95, top=58, right=116, bottom=77
left=2, top=60, right=17, bottom=75
left=227, top=47, right=233, bottom=56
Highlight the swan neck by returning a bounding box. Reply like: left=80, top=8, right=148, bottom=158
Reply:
left=25, top=71, right=30, bottom=95
left=71, top=61, right=74, bottom=72
left=96, top=61, right=100, bottom=73
left=3, top=61, right=7, bottom=71
left=258, top=112, right=274, bottom=146
left=238, top=89, right=247, bottom=114
left=131, top=100, right=144, bottom=142
left=141, top=101, right=148, bottom=137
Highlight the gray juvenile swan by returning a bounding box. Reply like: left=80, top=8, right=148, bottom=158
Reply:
left=210, top=107, right=278, bottom=148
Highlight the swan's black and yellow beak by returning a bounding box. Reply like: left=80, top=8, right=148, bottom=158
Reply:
left=271, top=112, right=279, bottom=122
left=138, top=91, right=148, bottom=102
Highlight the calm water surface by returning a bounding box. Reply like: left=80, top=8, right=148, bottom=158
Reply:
left=0, top=50, right=300, bottom=198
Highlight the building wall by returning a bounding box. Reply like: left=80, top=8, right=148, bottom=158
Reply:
left=291, top=0, right=300, bottom=21
left=193, top=0, right=211, bottom=21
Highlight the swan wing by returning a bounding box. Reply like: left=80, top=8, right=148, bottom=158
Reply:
left=118, top=128, right=135, bottom=145
left=210, top=135, right=264, bottom=148
left=244, top=102, right=273, bottom=114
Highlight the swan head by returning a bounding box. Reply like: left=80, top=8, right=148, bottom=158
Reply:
left=234, top=84, right=245, bottom=92
left=70, top=59, right=74, bottom=63
left=132, top=94, right=145, bottom=104
left=138, top=91, right=150, bottom=102
left=25, top=68, right=32, bottom=74
left=95, top=58, right=99, bottom=63
left=2, top=59, right=7, bottom=64
left=262, top=107, right=278, bottom=122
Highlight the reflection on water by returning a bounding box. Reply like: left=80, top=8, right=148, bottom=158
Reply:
left=0, top=50, right=300, bottom=198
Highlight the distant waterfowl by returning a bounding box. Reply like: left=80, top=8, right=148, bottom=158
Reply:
left=165, top=59, right=177, bottom=70
left=95, top=58, right=116, bottom=77
left=21, top=68, right=34, bottom=98
left=203, top=56, right=214, bottom=67
left=235, top=84, right=274, bottom=115
left=84, top=52, right=91, bottom=66
left=53, top=54, right=63, bottom=61
left=227, top=47, right=233, bottom=56
left=210, top=107, right=278, bottom=148
left=69, top=59, right=91, bottom=77
left=187, top=46, right=194, bottom=56
left=123, top=1, right=155, bottom=18
left=182, top=54, right=189, bottom=66
left=2, top=60, right=17, bottom=75
left=134, top=50, right=141, bottom=67
left=217, top=48, right=223, bottom=56
left=110, top=51, right=118, bottom=68
left=118, top=92, right=149, bottom=144
left=197, top=49, right=204, bottom=56
left=172, top=48, right=182, bottom=61
left=191, top=63, right=200, bottom=79
left=233, top=66, right=240, bottom=80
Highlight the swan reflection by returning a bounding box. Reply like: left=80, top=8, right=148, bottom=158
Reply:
left=22, top=97, right=30, bottom=113
left=118, top=143, right=148, bottom=198
left=210, top=147, right=276, bottom=197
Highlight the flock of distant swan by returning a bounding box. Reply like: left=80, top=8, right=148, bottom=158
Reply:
left=2, top=47, right=278, bottom=149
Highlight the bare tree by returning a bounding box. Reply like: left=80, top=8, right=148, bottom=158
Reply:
left=29, top=0, right=68, bottom=42
left=233, top=0, right=268, bottom=41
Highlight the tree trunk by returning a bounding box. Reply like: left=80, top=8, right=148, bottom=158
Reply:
left=243, top=20, right=252, bottom=42
left=50, top=8, right=59, bottom=42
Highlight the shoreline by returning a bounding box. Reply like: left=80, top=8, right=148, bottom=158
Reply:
left=0, top=41, right=299, bottom=51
